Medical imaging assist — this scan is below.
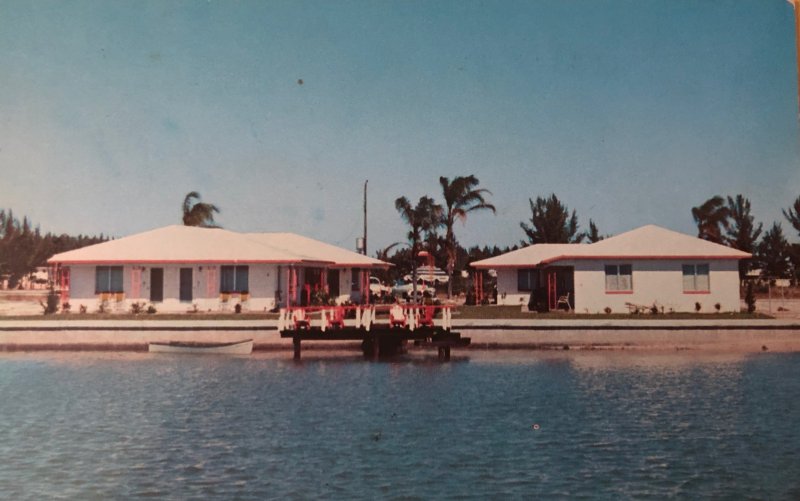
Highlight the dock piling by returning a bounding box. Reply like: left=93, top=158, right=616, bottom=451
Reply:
left=293, top=336, right=301, bottom=360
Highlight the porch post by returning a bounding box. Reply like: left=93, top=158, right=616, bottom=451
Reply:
left=362, top=270, right=369, bottom=305
left=287, top=266, right=293, bottom=308
left=57, top=265, right=70, bottom=304
left=547, top=270, right=557, bottom=311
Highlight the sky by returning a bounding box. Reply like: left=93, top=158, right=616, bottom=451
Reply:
left=1, top=0, right=798, bottom=254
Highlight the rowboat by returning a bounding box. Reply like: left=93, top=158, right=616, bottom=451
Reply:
left=148, top=339, right=253, bottom=355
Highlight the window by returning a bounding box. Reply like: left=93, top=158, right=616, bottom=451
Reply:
left=351, top=268, right=360, bottom=291
left=220, top=265, right=249, bottom=293
left=682, top=264, right=709, bottom=292
left=605, top=264, right=632, bottom=292
left=517, top=269, right=536, bottom=291
left=95, top=266, right=123, bottom=293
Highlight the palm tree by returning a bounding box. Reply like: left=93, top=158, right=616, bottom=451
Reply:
left=725, top=194, right=762, bottom=279
left=395, top=196, right=443, bottom=301
left=374, top=242, right=402, bottom=262
left=182, top=191, right=221, bottom=228
left=691, top=196, right=729, bottom=243
left=520, top=194, right=582, bottom=244
left=783, top=195, right=800, bottom=237
left=439, top=175, right=496, bottom=298
left=373, top=242, right=404, bottom=285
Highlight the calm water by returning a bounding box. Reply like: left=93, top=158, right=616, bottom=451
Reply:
left=1, top=349, right=799, bottom=499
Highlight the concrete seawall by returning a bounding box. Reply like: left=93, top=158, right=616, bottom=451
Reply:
left=0, top=318, right=798, bottom=352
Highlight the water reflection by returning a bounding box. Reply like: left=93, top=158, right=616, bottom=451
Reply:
left=0, top=351, right=797, bottom=499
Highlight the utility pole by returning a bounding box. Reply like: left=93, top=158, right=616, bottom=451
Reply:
left=791, top=0, right=800, bottom=119
left=363, top=180, right=368, bottom=256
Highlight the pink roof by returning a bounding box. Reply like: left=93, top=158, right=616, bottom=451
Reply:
left=48, top=225, right=390, bottom=268
left=471, top=225, right=751, bottom=268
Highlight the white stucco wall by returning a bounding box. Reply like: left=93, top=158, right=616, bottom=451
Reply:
left=496, top=268, right=529, bottom=306
left=67, top=263, right=281, bottom=313
left=340, top=268, right=364, bottom=303
left=495, top=259, right=742, bottom=313
left=65, top=264, right=371, bottom=313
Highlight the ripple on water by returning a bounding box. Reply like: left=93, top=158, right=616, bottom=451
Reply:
left=0, top=351, right=799, bottom=499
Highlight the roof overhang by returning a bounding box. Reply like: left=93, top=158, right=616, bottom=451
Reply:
left=472, top=253, right=751, bottom=269
left=48, top=259, right=335, bottom=266
left=327, top=262, right=394, bottom=269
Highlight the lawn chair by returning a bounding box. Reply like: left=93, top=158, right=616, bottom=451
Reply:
left=556, top=292, right=571, bottom=311
left=328, top=307, right=345, bottom=329
left=417, top=306, right=436, bottom=327
left=292, top=308, right=310, bottom=330
left=389, top=304, right=407, bottom=328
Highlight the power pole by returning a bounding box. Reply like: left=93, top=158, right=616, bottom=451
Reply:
left=363, top=180, right=368, bottom=256
left=791, top=0, right=800, bottom=120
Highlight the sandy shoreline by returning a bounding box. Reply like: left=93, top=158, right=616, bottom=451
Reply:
left=0, top=322, right=797, bottom=353
left=1, top=291, right=798, bottom=353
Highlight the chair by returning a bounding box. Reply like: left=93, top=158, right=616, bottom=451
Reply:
left=556, top=292, right=571, bottom=311
left=292, top=308, right=310, bottom=330
left=417, top=306, right=436, bottom=327
left=389, top=304, right=407, bottom=328
left=328, top=307, right=345, bottom=329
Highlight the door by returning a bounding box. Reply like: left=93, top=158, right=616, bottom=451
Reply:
left=179, top=268, right=193, bottom=302
left=328, top=269, right=340, bottom=297
left=150, top=268, right=164, bottom=302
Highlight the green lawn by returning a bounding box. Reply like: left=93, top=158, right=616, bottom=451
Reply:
left=0, top=306, right=774, bottom=321
left=451, top=305, right=773, bottom=320
left=0, top=312, right=280, bottom=321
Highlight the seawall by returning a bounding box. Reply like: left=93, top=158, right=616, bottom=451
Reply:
left=0, top=318, right=798, bottom=352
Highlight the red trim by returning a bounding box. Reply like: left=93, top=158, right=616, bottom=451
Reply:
left=48, top=259, right=331, bottom=265
left=605, top=290, right=634, bottom=294
left=474, top=254, right=747, bottom=269
left=541, top=255, right=747, bottom=264
left=683, top=290, right=711, bottom=294
left=327, top=263, right=392, bottom=269
left=48, top=259, right=392, bottom=269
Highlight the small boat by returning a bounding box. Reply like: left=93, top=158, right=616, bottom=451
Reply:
left=148, top=339, right=253, bottom=355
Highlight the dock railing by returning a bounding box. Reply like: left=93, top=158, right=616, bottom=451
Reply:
left=277, top=304, right=453, bottom=332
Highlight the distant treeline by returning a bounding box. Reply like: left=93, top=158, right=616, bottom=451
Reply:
left=0, top=210, right=108, bottom=288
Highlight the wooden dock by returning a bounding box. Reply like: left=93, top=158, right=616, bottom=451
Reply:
left=278, top=305, right=470, bottom=360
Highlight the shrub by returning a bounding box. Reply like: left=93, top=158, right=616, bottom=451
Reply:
left=714, top=303, right=721, bottom=312
left=604, top=306, right=612, bottom=315
left=40, top=288, right=60, bottom=315
left=234, top=303, right=242, bottom=314
left=745, top=282, right=756, bottom=313
left=79, top=304, right=88, bottom=314
left=61, top=302, right=71, bottom=314
left=146, top=304, right=157, bottom=314
left=650, top=303, right=659, bottom=315
left=97, top=300, right=109, bottom=314
left=130, top=302, right=145, bottom=314
left=311, top=290, right=334, bottom=306
left=695, top=302, right=702, bottom=312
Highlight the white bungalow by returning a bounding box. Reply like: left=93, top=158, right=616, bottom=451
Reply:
left=471, top=225, right=750, bottom=313
left=47, top=225, right=389, bottom=313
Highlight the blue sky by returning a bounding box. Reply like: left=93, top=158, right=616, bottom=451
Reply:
left=1, top=0, right=798, bottom=253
